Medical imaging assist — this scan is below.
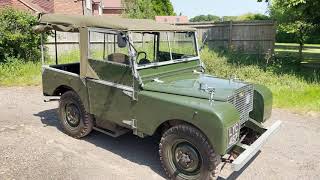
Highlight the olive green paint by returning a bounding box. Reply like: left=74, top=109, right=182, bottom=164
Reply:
left=132, top=91, right=240, bottom=155
left=42, top=66, right=90, bottom=111
left=250, top=84, right=273, bottom=123
left=41, top=17, right=273, bottom=157
left=88, top=59, right=133, bottom=86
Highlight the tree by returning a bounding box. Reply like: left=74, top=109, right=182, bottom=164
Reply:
left=221, top=16, right=238, bottom=21
left=152, top=0, right=175, bottom=16
left=123, top=0, right=175, bottom=19
left=190, top=13, right=270, bottom=22
left=190, top=14, right=221, bottom=22
left=269, top=0, right=317, bottom=60
left=259, top=0, right=320, bottom=24
left=0, top=8, right=42, bottom=62
left=237, top=13, right=270, bottom=21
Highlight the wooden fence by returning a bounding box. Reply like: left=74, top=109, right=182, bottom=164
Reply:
left=177, top=20, right=276, bottom=54
left=46, top=20, right=276, bottom=57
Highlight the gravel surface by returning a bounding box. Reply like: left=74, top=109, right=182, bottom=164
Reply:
left=0, top=87, right=319, bottom=180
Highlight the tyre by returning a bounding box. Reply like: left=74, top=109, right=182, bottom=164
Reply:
left=58, top=91, right=93, bottom=138
left=159, top=124, right=220, bottom=180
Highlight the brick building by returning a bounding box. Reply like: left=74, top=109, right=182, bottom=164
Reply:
left=0, top=0, right=124, bottom=16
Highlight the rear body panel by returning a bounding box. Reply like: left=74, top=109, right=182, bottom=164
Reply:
left=42, top=65, right=90, bottom=111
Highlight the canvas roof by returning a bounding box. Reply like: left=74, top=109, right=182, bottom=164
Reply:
left=38, top=14, right=195, bottom=32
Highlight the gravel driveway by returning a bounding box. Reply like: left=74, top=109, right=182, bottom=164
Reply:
left=0, top=87, right=319, bottom=180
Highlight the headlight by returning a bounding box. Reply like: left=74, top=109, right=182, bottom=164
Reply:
left=228, top=122, right=240, bottom=147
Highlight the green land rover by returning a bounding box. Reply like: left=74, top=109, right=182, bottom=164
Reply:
left=35, top=14, right=281, bottom=180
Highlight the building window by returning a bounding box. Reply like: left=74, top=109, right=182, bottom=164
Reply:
left=176, top=18, right=180, bottom=23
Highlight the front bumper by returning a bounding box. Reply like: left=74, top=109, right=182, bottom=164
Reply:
left=231, top=120, right=282, bottom=171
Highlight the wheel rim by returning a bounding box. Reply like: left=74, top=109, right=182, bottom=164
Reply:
left=65, top=103, right=81, bottom=128
left=170, top=140, right=202, bottom=176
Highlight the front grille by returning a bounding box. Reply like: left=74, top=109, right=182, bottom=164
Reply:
left=228, top=84, right=254, bottom=124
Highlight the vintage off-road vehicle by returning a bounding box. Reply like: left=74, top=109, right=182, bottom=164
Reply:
left=35, top=14, right=281, bottom=179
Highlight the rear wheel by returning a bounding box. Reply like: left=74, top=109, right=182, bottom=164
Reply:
left=159, top=124, right=220, bottom=180
left=58, top=91, right=93, bottom=138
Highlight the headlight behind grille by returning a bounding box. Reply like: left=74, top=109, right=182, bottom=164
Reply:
left=228, top=85, right=254, bottom=125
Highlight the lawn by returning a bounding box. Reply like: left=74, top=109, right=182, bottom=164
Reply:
left=275, top=43, right=320, bottom=64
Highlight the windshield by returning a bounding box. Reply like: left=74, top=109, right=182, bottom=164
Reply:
left=131, top=32, right=199, bottom=68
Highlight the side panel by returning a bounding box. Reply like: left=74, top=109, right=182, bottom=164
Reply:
left=42, top=66, right=90, bottom=111
left=132, top=91, right=240, bottom=155
left=86, top=79, right=134, bottom=125
left=85, top=60, right=135, bottom=127
left=250, top=84, right=273, bottom=123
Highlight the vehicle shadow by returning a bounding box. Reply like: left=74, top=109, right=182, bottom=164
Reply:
left=34, top=108, right=166, bottom=178
left=34, top=108, right=258, bottom=180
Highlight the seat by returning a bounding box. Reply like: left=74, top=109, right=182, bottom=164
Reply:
left=107, top=53, right=130, bottom=65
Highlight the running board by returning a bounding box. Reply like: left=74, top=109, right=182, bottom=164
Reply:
left=93, top=127, right=130, bottom=138
left=44, top=96, right=60, bottom=102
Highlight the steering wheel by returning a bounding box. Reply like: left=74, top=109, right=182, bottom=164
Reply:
left=137, top=51, right=150, bottom=65
left=137, top=51, right=147, bottom=60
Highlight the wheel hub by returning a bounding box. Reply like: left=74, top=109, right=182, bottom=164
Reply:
left=65, top=103, right=80, bottom=127
left=174, top=142, right=200, bottom=173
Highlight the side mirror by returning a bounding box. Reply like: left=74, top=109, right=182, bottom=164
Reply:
left=117, top=33, right=127, bottom=48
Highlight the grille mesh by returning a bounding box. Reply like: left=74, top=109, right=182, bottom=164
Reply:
left=228, top=84, right=254, bottom=124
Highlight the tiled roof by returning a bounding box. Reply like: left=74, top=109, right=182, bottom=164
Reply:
left=31, top=0, right=53, bottom=12
left=19, top=0, right=47, bottom=13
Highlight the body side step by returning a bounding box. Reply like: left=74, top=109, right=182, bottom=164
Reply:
left=93, top=126, right=130, bottom=138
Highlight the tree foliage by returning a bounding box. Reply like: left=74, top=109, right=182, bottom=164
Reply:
left=123, top=0, right=175, bottom=19
left=190, top=13, right=270, bottom=22
left=152, top=0, right=175, bottom=16
left=268, top=0, right=319, bottom=58
left=190, top=15, right=220, bottom=22
left=0, top=8, right=42, bottom=62
left=237, top=13, right=270, bottom=21
left=259, top=0, right=320, bottom=24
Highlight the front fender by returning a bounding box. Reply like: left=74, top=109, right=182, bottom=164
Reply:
left=133, top=91, right=240, bottom=155
left=250, top=84, right=273, bottom=123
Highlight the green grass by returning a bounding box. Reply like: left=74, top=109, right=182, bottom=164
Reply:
left=0, top=48, right=319, bottom=112
left=0, top=51, right=80, bottom=86
left=275, top=43, right=320, bottom=63
left=276, top=43, right=320, bottom=48
left=0, top=59, right=42, bottom=86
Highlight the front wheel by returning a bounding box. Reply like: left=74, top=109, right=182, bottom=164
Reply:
left=159, top=124, right=220, bottom=180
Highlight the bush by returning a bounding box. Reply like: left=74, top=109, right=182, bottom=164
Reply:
left=0, top=8, right=41, bottom=62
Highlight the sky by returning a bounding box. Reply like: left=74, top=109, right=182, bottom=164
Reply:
left=170, top=0, right=269, bottom=18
